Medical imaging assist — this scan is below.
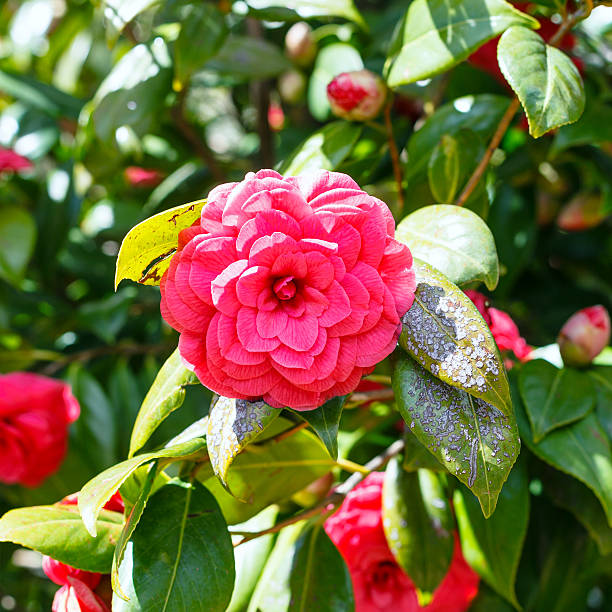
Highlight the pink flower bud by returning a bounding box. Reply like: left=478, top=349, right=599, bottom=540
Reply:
left=558, top=306, right=611, bottom=367
left=43, top=556, right=101, bottom=589
left=279, top=69, right=306, bottom=104
left=267, top=103, right=285, bottom=131
left=124, top=166, right=164, bottom=189
left=285, top=22, right=317, bottom=66
left=0, top=147, right=32, bottom=174
left=52, top=577, right=111, bottom=612
left=557, top=193, right=609, bottom=232
left=327, top=70, right=387, bottom=121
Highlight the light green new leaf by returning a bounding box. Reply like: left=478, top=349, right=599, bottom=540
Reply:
left=0, top=505, right=123, bottom=573
left=396, top=205, right=499, bottom=290
left=294, top=396, right=345, bottom=460
left=0, top=206, right=37, bottom=286
left=129, top=349, right=199, bottom=457
left=382, top=460, right=453, bottom=593
left=454, top=458, right=529, bottom=608
left=113, top=481, right=234, bottom=612
left=498, top=26, right=585, bottom=138
left=399, top=259, right=510, bottom=413
left=281, top=122, right=362, bottom=176
left=79, top=437, right=206, bottom=537
left=519, top=359, right=596, bottom=443
left=386, top=0, right=538, bottom=87
left=393, top=354, right=520, bottom=517
left=427, top=135, right=461, bottom=204
left=114, top=199, right=205, bottom=289
left=207, top=396, right=280, bottom=491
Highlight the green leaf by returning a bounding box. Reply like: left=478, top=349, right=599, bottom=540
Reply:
left=246, top=0, right=366, bottom=29
left=92, top=39, right=172, bottom=141
left=385, top=0, right=538, bottom=87
left=227, top=506, right=278, bottom=612
left=0, top=505, right=123, bottom=573
left=103, top=1, right=161, bottom=44
left=382, top=460, right=453, bottom=593
left=248, top=521, right=354, bottom=612
left=129, top=349, right=199, bottom=457
left=201, top=418, right=334, bottom=524
left=307, top=43, right=363, bottom=121
left=519, top=360, right=596, bottom=443
left=427, top=135, right=460, bottom=204
left=497, top=26, right=585, bottom=138
left=113, top=481, right=235, bottom=612
left=453, top=458, right=529, bottom=608
left=399, top=259, right=511, bottom=413
left=396, top=205, right=499, bottom=290
left=79, top=437, right=206, bottom=537
left=393, top=354, right=520, bottom=517
left=203, top=36, right=291, bottom=81
left=281, top=121, right=362, bottom=176
left=174, top=4, right=228, bottom=88
left=513, top=373, right=612, bottom=526
left=114, top=199, right=205, bottom=289
left=0, top=206, right=37, bottom=286
left=403, top=429, right=447, bottom=473
left=112, top=462, right=158, bottom=600
left=294, top=396, right=345, bottom=460
left=589, top=366, right=612, bottom=440
left=207, top=396, right=280, bottom=491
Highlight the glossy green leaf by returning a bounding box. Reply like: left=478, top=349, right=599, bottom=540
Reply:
left=201, top=418, right=334, bottom=524
left=174, top=4, right=228, bottom=88
left=519, top=359, right=596, bottom=443
left=228, top=506, right=278, bottom=612
left=396, top=205, right=499, bottom=290
left=498, top=26, right=585, bottom=138
left=513, top=374, right=612, bottom=526
left=114, top=199, right=205, bottom=289
left=79, top=437, right=206, bottom=537
left=281, top=121, right=362, bottom=176
left=386, top=0, right=538, bottom=87
left=393, top=354, right=520, bottom=517
left=113, top=481, right=234, bottom=612
left=246, top=0, right=365, bottom=29
left=589, top=366, right=612, bottom=440
left=454, top=458, right=529, bottom=608
left=427, top=135, right=460, bottom=204
left=112, top=462, right=158, bottom=599
left=129, top=349, right=199, bottom=457
left=294, top=396, right=345, bottom=460
left=0, top=206, right=37, bottom=286
left=399, top=259, right=511, bottom=413
left=103, top=0, right=161, bottom=43
left=207, top=396, right=280, bottom=491
left=248, top=520, right=354, bottom=612
left=0, top=505, right=123, bottom=573
left=403, top=429, right=447, bottom=473
left=382, top=459, right=453, bottom=593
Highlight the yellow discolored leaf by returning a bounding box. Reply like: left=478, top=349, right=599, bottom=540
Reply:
left=114, top=199, right=205, bottom=290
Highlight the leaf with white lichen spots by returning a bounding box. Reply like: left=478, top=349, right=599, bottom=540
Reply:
left=399, top=259, right=511, bottom=416
left=392, top=353, right=520, bottom=517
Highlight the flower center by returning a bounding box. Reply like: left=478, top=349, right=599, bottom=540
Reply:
left=272, top=276, right=297, bottom=300
left=371, top=561, right=395, bottom=588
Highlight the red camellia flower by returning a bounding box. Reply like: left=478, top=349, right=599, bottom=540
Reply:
left=558, top=305, right=611, bottom=367
left=124, top=166, right=164, bottom=188
left=327, top=70, right=387, bottom=121
left=0, top=373, right=80, bottom=487
left=52, top=577, right=111, bottom=612
left=324, top=472, right=479, bottom=611
left=160, top=169, right=415, bottom=410
left=0, top=146, right=32, bottom=174
left=465, top=290, right=531, bottom=363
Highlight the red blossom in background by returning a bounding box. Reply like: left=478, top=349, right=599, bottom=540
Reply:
left=558, top=305, right=611, bottom=367
left=324, top=472, right=479, bottom=612
left=160, top=169, right=415, bottom=410
left=0, top=373, right=80, bottom=487
left=0, top=147, right=32, bottom=174
left=327, top=70, right=387, bottom=121
left=124, top=166, right=164, bottom=188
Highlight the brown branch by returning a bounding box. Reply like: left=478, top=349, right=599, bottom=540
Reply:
left=232, top=439, right=405, bottom=546
left=384, top=99, right=405, bottom=218
left=346, top=388, right=395, bottom=405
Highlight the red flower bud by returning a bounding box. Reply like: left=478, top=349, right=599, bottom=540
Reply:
left=558, top=306, right=611, bottom=367
left=0, top=147, right=32, bottom=174
left=267, top=103, right=285, bottom=131
left=42, top=556, right=101, bottom=589
left=52, top=577, right=111, bottom=612
left=327, top=70, right=387, bottom=121
left=557, top=193, right=609, bottom=232
left=124, top=166, right=164, bottom=188
left=285, top=22, right=317, bottom=67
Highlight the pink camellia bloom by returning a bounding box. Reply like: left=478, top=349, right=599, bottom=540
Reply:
left=327, top=70, right=387, bottom=121
left=0, top=373, right=80, bottom=487
left=325, top=472, right=479, bottom=612
left=0, top=147, right=32, bottom=174
left=160, top=169, right=415, bottom=410
left=558, top=305, right=611, bottom=367
left=52, top=577, right=111, bottom=612
left=124, top=166, right=164, bottom=188
left=465, top=290, right=531, bottom=364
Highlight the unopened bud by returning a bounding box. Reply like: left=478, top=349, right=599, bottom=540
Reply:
left=285, top=22, right=317, bottom=67
left=279, top=69, right=306, bottom=105
left=557, top=193, right=609, bottom=232
left=558, top=305, right=611, bottom=367
left=326, top=70, right=387, bottom=121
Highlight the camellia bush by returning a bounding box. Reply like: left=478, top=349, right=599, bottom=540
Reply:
left=1, top=1, right=612, bottom=611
